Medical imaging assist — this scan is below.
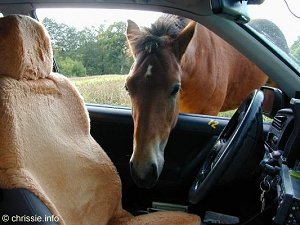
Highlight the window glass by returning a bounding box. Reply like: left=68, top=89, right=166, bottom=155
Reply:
left=247, top=0, right=300, bottom=71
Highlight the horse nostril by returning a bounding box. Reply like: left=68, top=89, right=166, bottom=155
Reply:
left=151, top=163, right=158, bottom=179
left=129, top=161, right=159, bottom=188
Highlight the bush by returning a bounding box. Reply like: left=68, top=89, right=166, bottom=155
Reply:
left=57, top=57, right=87, bottom=77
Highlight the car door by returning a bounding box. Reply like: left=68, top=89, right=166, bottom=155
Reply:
left=87, top=104, right=229, bottom=210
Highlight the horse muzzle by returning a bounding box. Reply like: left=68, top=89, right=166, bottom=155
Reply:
left=129, top=161, right=159, bottom=188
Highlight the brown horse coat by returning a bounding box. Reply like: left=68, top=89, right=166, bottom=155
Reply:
left=179, top=22, right=268, bottom=115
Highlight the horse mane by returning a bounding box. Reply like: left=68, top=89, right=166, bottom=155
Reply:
left=131, top=14, right=190, bottom=54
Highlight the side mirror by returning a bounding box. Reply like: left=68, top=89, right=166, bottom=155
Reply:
left=261, top=86, right=284, bottom=118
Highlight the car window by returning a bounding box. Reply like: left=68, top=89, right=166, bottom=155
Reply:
left=36, top=8, right=269, bottom=119
left=247, top=0, right=300, bottom=72
left=36, top=8, right=161, bottom=108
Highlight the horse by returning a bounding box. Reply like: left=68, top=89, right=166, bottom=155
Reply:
left=125, top=15, right=268, bottom=188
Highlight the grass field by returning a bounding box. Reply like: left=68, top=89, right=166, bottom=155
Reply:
left=71, top=75, right=131, bottom=107
left=70, top=75, right=236, bottom=118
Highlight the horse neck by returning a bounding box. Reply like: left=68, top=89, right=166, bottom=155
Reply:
left=178, top=23, right=228, bottom=114
left=180, top=23, right=215, bottom=83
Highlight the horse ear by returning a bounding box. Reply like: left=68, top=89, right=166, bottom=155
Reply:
left=173, top=21, right=196, bottom=60
left=127, top=20, right=141, bottom=58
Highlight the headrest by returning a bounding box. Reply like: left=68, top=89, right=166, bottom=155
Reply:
left=0, top=15, right=53, bottom=80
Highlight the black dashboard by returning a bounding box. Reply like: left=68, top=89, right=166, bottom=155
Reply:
left=261, top=92, right=300, bottom=225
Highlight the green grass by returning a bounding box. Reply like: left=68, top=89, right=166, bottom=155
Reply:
left=218, top=110, right=236, bottom=118
left=70, top=75, right=131, bottom=107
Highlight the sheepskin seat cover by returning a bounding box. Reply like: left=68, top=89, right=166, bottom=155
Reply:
left=0, top=15, right=200, bottom=225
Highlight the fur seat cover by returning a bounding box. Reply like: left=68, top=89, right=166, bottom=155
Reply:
left=0, top=15, right=200, bottom=225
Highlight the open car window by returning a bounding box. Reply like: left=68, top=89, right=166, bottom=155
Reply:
left=36, top=8, right=161, bottom=108
left=36, top=8, right=270, bottom=119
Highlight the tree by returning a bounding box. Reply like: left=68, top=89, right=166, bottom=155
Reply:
left=58, top=57, right=86, bottom=77
left=97, top=21, right=133, bottom=74
left=77, top=41, right=105, bottom=75
left=42, top=18, right=133, bottom=76
left=43, top=18, right=82, bottom=58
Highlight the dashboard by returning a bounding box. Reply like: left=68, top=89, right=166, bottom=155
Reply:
left=261, top=90, right=300, bottom=225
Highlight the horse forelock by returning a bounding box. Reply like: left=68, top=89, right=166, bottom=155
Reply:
left=132, top=14, right=189, bottom=55
left=137, top=35, right=163, bottom=54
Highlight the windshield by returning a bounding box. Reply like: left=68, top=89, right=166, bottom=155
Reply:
left=247, top=0, right=300, bottom=72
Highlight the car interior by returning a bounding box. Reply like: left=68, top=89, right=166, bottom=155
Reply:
left=0, top=1, right=300, bottom=225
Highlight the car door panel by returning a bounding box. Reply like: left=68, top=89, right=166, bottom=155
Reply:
left=87, top=105, right=229, bottom=179
left=87, top=105, right=229, bottom=207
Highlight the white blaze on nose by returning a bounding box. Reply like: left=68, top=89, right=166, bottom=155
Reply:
left=145, top=64, right=153, bottom=77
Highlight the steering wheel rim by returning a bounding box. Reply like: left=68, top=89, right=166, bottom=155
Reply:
left=189, top=89, right=264, bottom=204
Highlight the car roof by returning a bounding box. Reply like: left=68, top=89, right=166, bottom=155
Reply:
left=0, top=0, right=299, bottom=98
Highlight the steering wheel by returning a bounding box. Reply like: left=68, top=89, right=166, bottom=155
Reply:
left=189, top=89, right=264, bottom=204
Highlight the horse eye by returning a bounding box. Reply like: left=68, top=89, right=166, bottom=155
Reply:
left=170, top=84, right=181, bottom=97
left=124, top=84, right=129, bottom=92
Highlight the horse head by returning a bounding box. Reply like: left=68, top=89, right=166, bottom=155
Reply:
left=126, top=17, right=195, bottom=188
